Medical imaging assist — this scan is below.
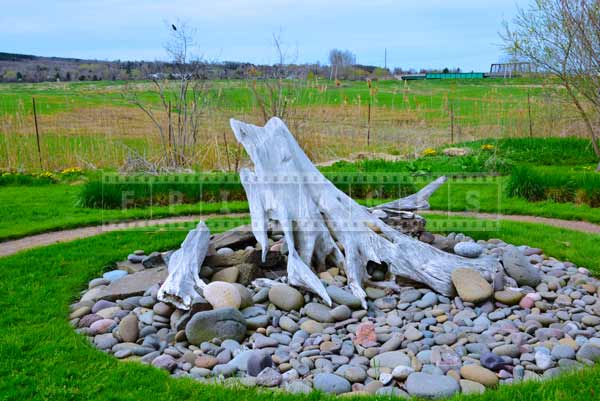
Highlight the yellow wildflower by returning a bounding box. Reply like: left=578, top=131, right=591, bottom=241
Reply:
left=481, top=144, right=494, bottom=151
left=423, top=148, right=437, bottom=157
left=61, top=166, right=83, bottom=175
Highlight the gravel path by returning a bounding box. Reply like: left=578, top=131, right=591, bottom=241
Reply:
left=1, top=211, right=598, bottom=258
left=422, top=211, right=600, bottom=234
left=0, top=213, right=247, bottom=258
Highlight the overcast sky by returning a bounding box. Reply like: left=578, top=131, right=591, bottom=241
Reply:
left=0, top=0, right=530, bottom=71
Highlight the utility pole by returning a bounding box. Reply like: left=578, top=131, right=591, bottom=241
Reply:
left=384, top=48, right=387, bottom=70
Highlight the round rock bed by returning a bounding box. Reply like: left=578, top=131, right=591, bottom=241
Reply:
left=70, top=230, right=600, bottom=398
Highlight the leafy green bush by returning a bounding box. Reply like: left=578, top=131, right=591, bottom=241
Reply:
left=79, top=173, right=245, bottom=208
left=321, top=153, right=512, bottom=175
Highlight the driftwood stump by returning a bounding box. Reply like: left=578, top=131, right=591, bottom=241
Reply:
left=158, top=118, right=499, bottom=309
left=228, top=117, right=498, bottom=307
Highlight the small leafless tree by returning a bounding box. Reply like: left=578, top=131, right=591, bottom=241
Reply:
left=502, top=0, right=600, bottom=171
left=124, top=21, right=209, bottom=170
left=251, top=30, right=301, bottom=123
left=328, top=49, right=356, bottom=81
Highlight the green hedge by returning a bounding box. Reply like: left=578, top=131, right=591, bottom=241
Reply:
left=507, top=165, right=600, bottom=207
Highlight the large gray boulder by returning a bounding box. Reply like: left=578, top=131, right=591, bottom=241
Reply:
left=406, top=372, right=460, bottom=398
left=313, top=373, right=351, bottom=394
left=185, top=308, right=246, bottom=345
left=501, top=245, right=541, bottom=287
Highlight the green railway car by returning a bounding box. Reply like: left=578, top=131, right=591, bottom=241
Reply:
left=426, top=72, right=485, bottom=79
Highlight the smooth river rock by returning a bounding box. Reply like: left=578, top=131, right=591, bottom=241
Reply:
left=185, top=308, right=246, bottom=345
left=269, top=284, right=304, bottom=311
left=502, top=245, right=541, bottom=287
left=406, top=372, right=459, bottom=398
left=203, top=281, right=241, bottom=309
left=313, top=373, right=352, bottom=394
left=451, top=268, right=492, bottom=303
left=454, top=242, right=483, bottom=258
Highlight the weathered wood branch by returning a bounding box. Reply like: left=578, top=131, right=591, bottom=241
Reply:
left=157, top=221, right=210, bottom=310
left=372, top=176, right=447, bottom=213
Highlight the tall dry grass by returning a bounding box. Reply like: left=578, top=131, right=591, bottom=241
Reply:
left=0, top=82, right=587, bottom=172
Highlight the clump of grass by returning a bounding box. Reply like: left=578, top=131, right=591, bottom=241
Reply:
left=506, top=166, right=547, bottom=201
left=79, top=171, right=417, bottom=209
left=0, top=170, right=58, bottom=185
left=507, top=165, right=600, bottom=206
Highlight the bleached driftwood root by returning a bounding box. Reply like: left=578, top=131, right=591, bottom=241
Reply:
left=372, top=175, right=447, bottom=213
left=157, top=221, right=210, bottom=310
left=230, top=117, right=499, bottom=308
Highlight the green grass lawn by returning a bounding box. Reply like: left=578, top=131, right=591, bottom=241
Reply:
left=1, top=215, right=600, bottom=400
left=0, top=184, right=247, bottom=241
left=428, top=176, right=600, bottom=224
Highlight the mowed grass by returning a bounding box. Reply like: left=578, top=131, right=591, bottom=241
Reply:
left=1, top=216, right=600, bottom=400
left=0, top=184, right=247, bottom=241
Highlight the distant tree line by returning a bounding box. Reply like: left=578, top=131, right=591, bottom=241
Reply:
left=0, top=51, right=398, bottom=83
left=0, top=50, right=473, bottom=84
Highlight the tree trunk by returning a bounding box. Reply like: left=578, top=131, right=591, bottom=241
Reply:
left=229, top=117, right=498, bottom=307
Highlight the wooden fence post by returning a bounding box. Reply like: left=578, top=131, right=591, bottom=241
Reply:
left=450, top=101, right=454, bottom=144
left=223, top=131, right=231, bottom=172
left=32, top=97, right=43, bottom=170
left=527, top=90, right=533, bottom=138
left=367, top=101, right=372, bottom=146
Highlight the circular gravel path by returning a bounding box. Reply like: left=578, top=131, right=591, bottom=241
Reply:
left=1, top=211, right=598, bottom=258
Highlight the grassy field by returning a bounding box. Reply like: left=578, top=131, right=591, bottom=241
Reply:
left=1, top=215, right=600, bottom=401
left=0, top=76, right=585, bottom=171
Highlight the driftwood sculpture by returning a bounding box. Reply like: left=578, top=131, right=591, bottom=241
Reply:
left=159, top=117, right=498, bottom=309
left=157, top=221, right=210, bottom=310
